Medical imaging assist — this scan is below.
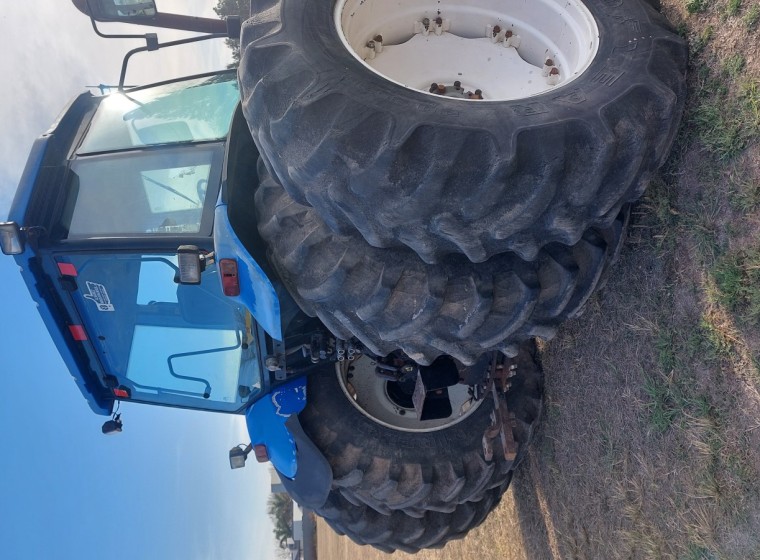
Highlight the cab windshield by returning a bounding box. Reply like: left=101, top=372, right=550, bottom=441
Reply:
left=78, top=73, right=239, bottom=153
left=62, top=253, right=262, bottom=412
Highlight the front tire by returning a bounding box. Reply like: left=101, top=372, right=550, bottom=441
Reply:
left=317, top=481, right=509, bottom=553
left=298, top=342, right=543, bottom=514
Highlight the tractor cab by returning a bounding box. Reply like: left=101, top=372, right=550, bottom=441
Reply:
left=2, top=69, right=288, bottom=418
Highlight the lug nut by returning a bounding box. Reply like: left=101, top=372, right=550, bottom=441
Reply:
left=492, top=25, right=501, bottom=37
left=436, top=83, right=446, bottom=94
left=542, top=58, right=556, bottom=77
left=504, top=30, right=521, bottom=48
left=547, top=67, right=560, bottom=85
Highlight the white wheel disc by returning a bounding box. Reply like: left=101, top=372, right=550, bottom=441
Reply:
left=335, top=0, right=600, bottom=101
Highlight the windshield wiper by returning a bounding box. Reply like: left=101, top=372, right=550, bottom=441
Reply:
left=142, top=173, right=198, bottom=206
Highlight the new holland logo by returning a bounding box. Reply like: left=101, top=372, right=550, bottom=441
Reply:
left=83, top=281, right=115, bottom=312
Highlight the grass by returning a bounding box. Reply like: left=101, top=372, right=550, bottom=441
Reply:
left=689, top=25, right=713, bottom=56
left=712, top=248, right=760, bottom=323
left=744, top=3, right=760, bottom=27
left=728, top=167, right=760, bottom=211
left=656, top=327, right=680, bottom=373
left=643, top=372, right=681, bottom=433
left=723, top=54, right=745, bottom=78
left=681, top=543, right=719, bottom=560
left=686, top=0, right=711, bottom=13
left=685, top=29, right=759, bottom=162
left=725, top=0, right=742, bottom=16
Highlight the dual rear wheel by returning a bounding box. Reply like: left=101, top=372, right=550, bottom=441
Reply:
left=240, top=0, right=687, bottom=550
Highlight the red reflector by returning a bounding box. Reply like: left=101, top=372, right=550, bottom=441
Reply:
left=253, top=444, right=269, bottom=463
left=57, top=262, right=78, bottom=276
left=219, top=259, right=240, bottom=296
left=113, top=387, right=130, bottom=399
left=69, top=325, right=87, bottom=341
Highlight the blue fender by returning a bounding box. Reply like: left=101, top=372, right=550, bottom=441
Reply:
left=244, top=376, right=333, bottom=508
left=213, top=203, right=282, bottom=340
left=244, top=377, right=307, bottom=478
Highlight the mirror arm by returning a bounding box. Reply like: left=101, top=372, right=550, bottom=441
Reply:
left=88, top=13, right=150, bottom=40
left=118, top=33, right=226, bottom=90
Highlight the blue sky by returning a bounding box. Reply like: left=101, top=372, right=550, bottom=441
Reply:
left=0, top=2, right=276, bottom=559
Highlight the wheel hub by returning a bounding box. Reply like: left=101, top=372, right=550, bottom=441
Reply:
left=334, top=0, right=600, bottom=101
left=337, top=354, right=484, bottom=433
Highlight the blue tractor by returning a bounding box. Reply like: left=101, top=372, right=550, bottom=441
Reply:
left=2, top=0, right=686, bottom=551
left=1, top=3, right=544, bottom=551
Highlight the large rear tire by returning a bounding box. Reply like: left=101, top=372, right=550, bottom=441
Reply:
left=255, top=161, right=629, bottom=365
left=240, top=0, right=686, bottom=263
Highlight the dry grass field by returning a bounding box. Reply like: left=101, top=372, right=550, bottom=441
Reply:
left=315, top=0, right=760, bottom=558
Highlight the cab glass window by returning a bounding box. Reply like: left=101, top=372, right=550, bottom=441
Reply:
left=78, top=73, right=239, bottom=153
left=61, top=143, right=222, bottom=237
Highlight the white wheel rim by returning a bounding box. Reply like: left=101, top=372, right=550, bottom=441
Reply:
left=336, top=355, right=483, bottom=433
left=335, top=0, right=600, bottom=101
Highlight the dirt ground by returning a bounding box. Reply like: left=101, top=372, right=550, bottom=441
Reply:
left=314, top=0, right=760, bottom=558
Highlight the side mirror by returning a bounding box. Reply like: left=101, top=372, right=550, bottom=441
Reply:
left=83, top=0, right=157, bottom=22
left=0, top=222, right=24, bottom=255
left=72, top=0, right=232, bottom=35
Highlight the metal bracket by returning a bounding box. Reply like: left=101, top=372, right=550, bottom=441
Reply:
left=482, top=354, right=518, bottom=463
